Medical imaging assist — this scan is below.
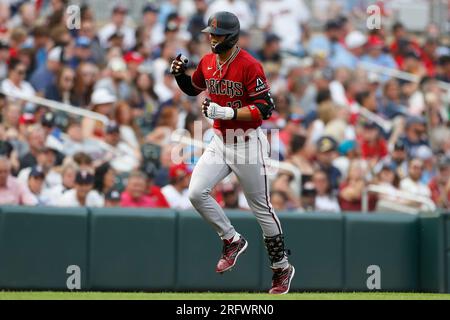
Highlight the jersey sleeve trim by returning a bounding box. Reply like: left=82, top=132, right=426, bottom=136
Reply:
left=249, top=87, right=270, bottom=97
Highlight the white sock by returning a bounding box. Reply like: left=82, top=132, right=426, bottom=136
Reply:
left=222, top=232, right=241, bottom=243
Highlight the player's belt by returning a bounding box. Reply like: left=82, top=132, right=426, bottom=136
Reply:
left=223, top=136, right=250, bottom=144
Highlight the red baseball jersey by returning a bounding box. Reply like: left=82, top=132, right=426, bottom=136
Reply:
left=191, top=48, right=270, bottom=135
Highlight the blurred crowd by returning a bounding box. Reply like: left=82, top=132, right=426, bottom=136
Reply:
left=0, top=0, right=449, bottom=212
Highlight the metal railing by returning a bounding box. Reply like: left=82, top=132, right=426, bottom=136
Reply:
left=362, top=184, right=437, bottom=214
left=0, top=89, right=109, bottom=125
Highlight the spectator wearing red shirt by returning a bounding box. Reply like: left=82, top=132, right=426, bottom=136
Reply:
left=389, top=22, right=422, bottom=69
left=358, top=121, right=388, bottom=165
left=338, top=160, right=376, bottom=212
left=142, top=163, right=170, bottom=208
left=120, top=170, right=157, bottom=208
left=421, top=37, right=439, bottom=77
left=428, top=157, right=450, bottom=209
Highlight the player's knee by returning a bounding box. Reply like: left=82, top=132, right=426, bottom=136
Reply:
left=188, top=185, right=210, bottom=204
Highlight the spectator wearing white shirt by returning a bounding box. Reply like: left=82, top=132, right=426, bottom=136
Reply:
left=26, top=165, right=51, bottom=205
left=161, top=163, right=193, bottom=210
left=1, top=58, right=35, bottom=109
left=100, top=121, right=140, bottom=173
left=141, top=3, right=165, bottom=49
left=42, top=162, right=77, bottom=201
left=17, top=146, right=61, bottom=192
left=312, top=169, right=341, bottom=213
left=94, top=58, right=131, bottom=102
left=53, top=170, right=104, bottom=207
left=98, top=4, right=136, bottom=51
left=258, top=0, right=310, bottom=54
left=205, top=0, right=254, bottom=31
left=400, top=158, right=431, bottom=198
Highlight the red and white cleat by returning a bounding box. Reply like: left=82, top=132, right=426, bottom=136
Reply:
left=269, top=264, right=295, bottom=294
left=215, top=236, right=248, bottom=274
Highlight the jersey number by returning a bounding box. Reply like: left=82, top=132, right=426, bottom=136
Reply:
left=226, top=100, right=242, bottom=109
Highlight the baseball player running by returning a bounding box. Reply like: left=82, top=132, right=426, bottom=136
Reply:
left=171, top=11, right=294, bottom=294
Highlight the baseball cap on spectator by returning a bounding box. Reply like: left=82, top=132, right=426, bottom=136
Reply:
left=265, top=33, right=281, bottom=43
left=112, top=4, right=128, bottom=14
left=105, top=121, right=120, bottom=134
left=142, top=3, right=159, bottom=14
left=165, top=20, right=179, bottom=33
left=41, top=112, right=55, bottom=128
left=45, top=135, right=64, bottom=154
left=169, top=163, right=192, bottom=180
left=19, top=112, right=36, bottom=125
left=108, top=57, right=127, bottom=72
left=338, top=140, right=357, bottom=155
left=317, top=136, right=338, bottom=153
left=302, top=181, right=316, bottom=196
left=75, top=36, right=91, bottom=48
left=75, top=171, right=95, bottom=185
left=394, top=140, right=406, bottom=151
left=325, top=19, right=341, bottom=31
left=29, top=165, right=46, bottom=179
left=47, top=46, right=63, bottom=62
left=366, top=36, right=384, bottom=49
left=124, top=51, right=145, bottom=65
left=105, top=188, right=122, bottom=202
left=345, top=31, right=367, bottom=49
left=91, top=88, right=117, bottom=105
left=414, top=145, right=433, bottom=160
left=405, top=116, right=426, bottom=128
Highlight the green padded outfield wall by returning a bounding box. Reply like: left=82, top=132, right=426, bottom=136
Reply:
left=419, top=214, right=447, bottom=293
left=344, top=213, right=419, bottom=291
left=176, top=210, right=264, bottom=291
left=0, top=206, right=88, bottom=290
left=261, top=212, right=344, bottom=291
left=88, top=208, right=177, bottom=290
left=0, top=206, right=448, bottom=292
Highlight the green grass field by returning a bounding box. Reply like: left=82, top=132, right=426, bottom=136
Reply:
left=1, top=291, right=450, bottom=300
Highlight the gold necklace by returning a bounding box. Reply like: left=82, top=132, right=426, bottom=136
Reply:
left=214, top=46, right=239, bottom=78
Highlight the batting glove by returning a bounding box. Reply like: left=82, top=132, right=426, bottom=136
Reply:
left=170, top=54, right=188, bottom=76
left=202, top=99, right=236, bottom=120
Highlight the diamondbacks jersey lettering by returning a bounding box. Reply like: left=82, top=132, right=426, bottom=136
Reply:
left=192, top=48, right=270, bottom=135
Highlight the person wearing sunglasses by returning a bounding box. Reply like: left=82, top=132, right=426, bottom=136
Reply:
left=0, top=58, right=36, bottom=110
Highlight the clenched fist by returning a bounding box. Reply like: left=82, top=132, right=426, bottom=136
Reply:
left=202, top=98, right=236, bottom=120
left=170, top=54, right=188, bottom=76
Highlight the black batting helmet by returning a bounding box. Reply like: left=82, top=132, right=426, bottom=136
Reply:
left=202, top=11, right=240, bottom=54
